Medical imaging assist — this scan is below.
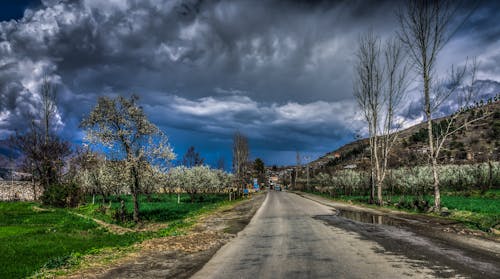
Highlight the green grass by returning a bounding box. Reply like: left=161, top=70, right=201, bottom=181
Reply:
left=0, top=202, right=143, bottom=279
left=0, top=193, right=235, bottom=279
left=75, top=193, right=229, bottom=226
left=306, top=190, right=500, bottom=231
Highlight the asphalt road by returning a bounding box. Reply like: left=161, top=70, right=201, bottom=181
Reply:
left=191, top=190, right=500, bottom=279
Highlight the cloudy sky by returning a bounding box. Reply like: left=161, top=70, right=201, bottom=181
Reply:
left=0, top=0, right=499, bottom=167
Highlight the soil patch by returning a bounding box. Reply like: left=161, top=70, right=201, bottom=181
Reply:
left=61, top=193, right=266, bottom=279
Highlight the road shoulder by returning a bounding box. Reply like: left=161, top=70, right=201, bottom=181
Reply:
left=294, top=191, right=500, bottom=257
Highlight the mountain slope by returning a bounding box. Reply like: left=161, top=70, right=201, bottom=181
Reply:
left=311, top=100, right=500, bottom=172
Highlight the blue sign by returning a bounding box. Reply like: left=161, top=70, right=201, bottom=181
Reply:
left=253, top=178, right=259, bottom=190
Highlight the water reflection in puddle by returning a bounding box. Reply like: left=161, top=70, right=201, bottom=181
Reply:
left=336, top=209, right=398, bottom=226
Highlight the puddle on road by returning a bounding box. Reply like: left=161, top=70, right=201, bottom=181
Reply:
left=336, top=209, right=399, bottom=226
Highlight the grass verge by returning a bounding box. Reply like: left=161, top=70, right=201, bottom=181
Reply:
left=0, top=194, right=239, bottom=279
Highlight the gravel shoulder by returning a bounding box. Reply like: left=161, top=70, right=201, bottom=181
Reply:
left=58, top=192, right=266, bottom=279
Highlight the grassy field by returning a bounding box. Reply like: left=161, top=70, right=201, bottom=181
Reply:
left=307, top=190, right=500, bottom=231
left=0, top=193, right=232, bottom=279
left=75, top=193, right=229, bottom=226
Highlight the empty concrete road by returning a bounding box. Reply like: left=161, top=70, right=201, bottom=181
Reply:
left=191, top=191, right=500, bottom=279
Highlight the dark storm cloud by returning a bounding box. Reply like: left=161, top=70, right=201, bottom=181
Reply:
left=0, top=0, right=499, bottom=165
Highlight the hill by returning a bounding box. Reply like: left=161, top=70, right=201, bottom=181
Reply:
left=310, top=100, right=500, bottom=173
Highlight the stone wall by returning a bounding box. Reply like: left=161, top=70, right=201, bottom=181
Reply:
left=0, top=181, right=42, bottom=201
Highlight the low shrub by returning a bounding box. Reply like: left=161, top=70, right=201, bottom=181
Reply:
left=41, top=182, right=83, bottom=208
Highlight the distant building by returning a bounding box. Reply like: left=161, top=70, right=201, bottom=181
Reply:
left=268, top=176, right=279, bottom=185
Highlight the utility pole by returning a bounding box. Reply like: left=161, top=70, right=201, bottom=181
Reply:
left=295, top=151, right=301, bottom=189
left=304, top=156, right=310, bottom=191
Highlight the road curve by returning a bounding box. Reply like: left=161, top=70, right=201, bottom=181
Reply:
left=191, top=190, right=499, bottom=279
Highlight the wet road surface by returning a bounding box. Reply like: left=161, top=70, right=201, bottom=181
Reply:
left=192, top=191, right=500, bottom=279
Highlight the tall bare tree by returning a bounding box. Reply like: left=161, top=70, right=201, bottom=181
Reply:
left=398, top=0, right=484, bottom=210
left=354, top=33, right=409, bottom=205
left=232, top=132, right=249, bottom=191
left=354, top=32, right=381, bottom=203
left=10, top=78, right=70, bottom=194
left=81, top=95, right=175, bottom=222
left=41, top=76, right=57, bottom=144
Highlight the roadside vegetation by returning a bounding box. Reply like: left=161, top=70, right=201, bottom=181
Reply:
left=302, top=162, right=500, bottom=232
left=0, top=193, right=238, bottom=279
left=290, top=0, right=499, bottom=231
left=4, top=75, right=261, bottom=278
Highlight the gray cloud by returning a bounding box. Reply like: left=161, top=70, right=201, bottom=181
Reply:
left=0, top=0, right=499, bottom=165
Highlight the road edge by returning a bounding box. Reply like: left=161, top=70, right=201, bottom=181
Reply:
left=293, top=191, right=500, bottom=257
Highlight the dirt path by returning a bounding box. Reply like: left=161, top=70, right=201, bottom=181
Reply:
left=60, top=193, right=266, bottom=279
left=69, top=212, right=135, bottom=234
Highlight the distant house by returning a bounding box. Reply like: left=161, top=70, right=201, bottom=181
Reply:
left=268, top=176, right=279, bottom=185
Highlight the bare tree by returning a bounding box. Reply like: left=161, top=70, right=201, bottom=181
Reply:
left=353, top=33, right=409, bottom=205
left=182, top=146, right=205, bottom=167
left=354, top=32, right=382, bottom=204
left=41, top=76, right=57, bottom=144
left=232, top=132, right=249, bottom=192
left=81, top=95, right=175, bottom=222
left=10, top=78, right=70, bottom=194
left=216, top=156, right=225, bottom=170
left=398, top=0, right=484, bottom=210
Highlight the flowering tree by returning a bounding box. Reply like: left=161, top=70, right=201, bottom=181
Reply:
left=80, top=95, right=175, bottom=222
left=168, top=165, right=233, bottom=203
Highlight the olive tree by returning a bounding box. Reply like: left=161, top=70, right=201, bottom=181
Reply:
left=81, top=95, right=175, bottom=222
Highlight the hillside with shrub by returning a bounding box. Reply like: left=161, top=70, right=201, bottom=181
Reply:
left=312, top=99, right=500, bottom=172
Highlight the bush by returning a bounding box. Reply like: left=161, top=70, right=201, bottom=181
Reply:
left=489, top=120, right=500, bottom=139
left=41, top=182, right=83, bottom=207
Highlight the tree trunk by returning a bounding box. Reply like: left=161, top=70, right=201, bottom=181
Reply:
left=190, top=191, right=196, bottom=203
left=369, top=171, right=375, bottom=204
left=377, top=181, right=383, bottom=206
left=32, top=167, right=37, bottom=201
left=132, top=190, right=140, bottom=223
left=432, top=157, right=440, bottom=210
left=483, top=160, right=493, bottom=194
left=424, top=70, right=441, bottom=211
left=132, top=166, right=140, bottom=223
left=120, top=199, right=125, bottom=222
